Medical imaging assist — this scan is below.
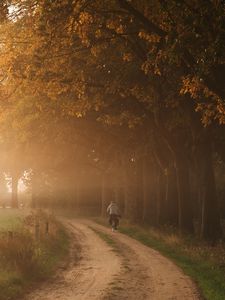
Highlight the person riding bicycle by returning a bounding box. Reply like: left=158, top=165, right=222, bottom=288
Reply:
left=107, top=201, right=121, bottom=231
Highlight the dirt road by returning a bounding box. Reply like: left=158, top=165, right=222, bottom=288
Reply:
left=25, top=219, right=200, bottom=300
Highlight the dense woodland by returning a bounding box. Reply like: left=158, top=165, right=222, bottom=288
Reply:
left=0, top=0, right=225, bottom=241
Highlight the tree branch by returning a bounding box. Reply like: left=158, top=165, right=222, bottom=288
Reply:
left=118, top=0, right=167, bottom=37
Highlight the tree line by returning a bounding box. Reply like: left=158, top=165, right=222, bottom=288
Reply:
left=0, top=1, right=225, bottom=241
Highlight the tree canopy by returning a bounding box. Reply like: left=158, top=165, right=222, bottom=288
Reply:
left=0, top=0, right=225, bottom=241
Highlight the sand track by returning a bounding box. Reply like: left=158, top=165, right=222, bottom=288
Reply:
left=25, top=219, right=200, bottom=300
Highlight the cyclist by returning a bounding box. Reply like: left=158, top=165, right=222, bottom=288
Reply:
left=107, top=201, right=121, bottom=231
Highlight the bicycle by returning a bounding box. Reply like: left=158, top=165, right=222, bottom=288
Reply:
left=109, top=214, right=120, bottom=231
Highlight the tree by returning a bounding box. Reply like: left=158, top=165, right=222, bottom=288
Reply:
left=0, top=0, right=223, bottom=240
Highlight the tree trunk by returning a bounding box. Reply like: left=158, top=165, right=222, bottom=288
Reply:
left=142, top=156, right=149, bottom=223
left=11, top=172, right=19, bottom=208
left=101, top=173, right=108, bottom=217
left=143, top=161, right=159, bottom=225
left=122, top=166, right=134, bottom=219
left=32, top=171, right=38, bottom=208
left=156, top=168, right=167, bottom=226
left=196, top=134, right=222, bottom=240
left=75, top=180, right=80, bottom=213
left=151, top=133, right=177, bottom=226
left=165, top=165, right=178, bottom=226
left=175, top=156, right=194, bottom=234
left=113, top=175, right=120, bottom=205
left=136, top=157, right=144, bottom=222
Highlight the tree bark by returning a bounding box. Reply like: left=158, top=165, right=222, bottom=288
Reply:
left=122, top=163, right=135, bottom=219
left=75, top=180, right=80, bottom=213
left=156, top=168, right=167, bottom=226
left=153, top=120, right=194, bottom=233
left=11, top=172, right=19, bottom=208
left=142, top=156, right=150, bottom=223
left=136, top=157, right=144, bottom=222
left=196, top=133, right=222, bottom=240
left=175, top=155, right=194, bottom=234
left=165, top=165, right=178, bottom=226
left=101, top=173, right=108, bottom=217
left=31, top=171, right=38, bottom=208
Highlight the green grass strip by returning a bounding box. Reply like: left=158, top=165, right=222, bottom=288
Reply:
left=119, top=225, right=225, bottom=300
left=0, top=209, right=25, bottom=231
left=89, top=226, right=119, bottom=252
left=93, top=218, right=225, bottom=300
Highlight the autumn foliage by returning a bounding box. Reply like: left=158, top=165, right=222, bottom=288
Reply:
left=0, top=1, right=225, bottom=241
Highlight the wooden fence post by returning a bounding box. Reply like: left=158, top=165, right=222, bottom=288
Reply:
left=35, top=221, right=40, bottom=240
left=8, top=231, right=13, bottom=240
left=45, top=221, right=49, bottom=235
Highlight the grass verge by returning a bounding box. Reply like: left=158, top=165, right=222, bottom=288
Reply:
left=0, top=209, right=25, bottom=231
left=89, top=225, right=125, bottom=298
left=89, top=226, right=118, bottom=251
left=0, top=210, right=70, bottom=300
left=94, top=218, right=225, bottom=300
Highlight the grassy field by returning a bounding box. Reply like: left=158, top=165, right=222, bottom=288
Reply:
left=95, top=218, right=225, bottom=300
left=0, top=209, right=70, bottom=300
left=0, top=209, right=25, bottom=231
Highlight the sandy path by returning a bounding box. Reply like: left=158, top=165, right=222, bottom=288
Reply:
left=25, top=221, right=121, bottom=300
left=87, top=221, right=200, bottom=300
left=25, top=219, right=200, bottom=300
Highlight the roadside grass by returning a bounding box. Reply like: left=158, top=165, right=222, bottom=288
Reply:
left=88, top=226, right=118, bottom=252
left=94, top=218, right=225, bottom=300
left=0, top=209, right=25, bottom=231
left=0, top=209, right=70, bottom=300
left=89, top=226, right=125, bottom=297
